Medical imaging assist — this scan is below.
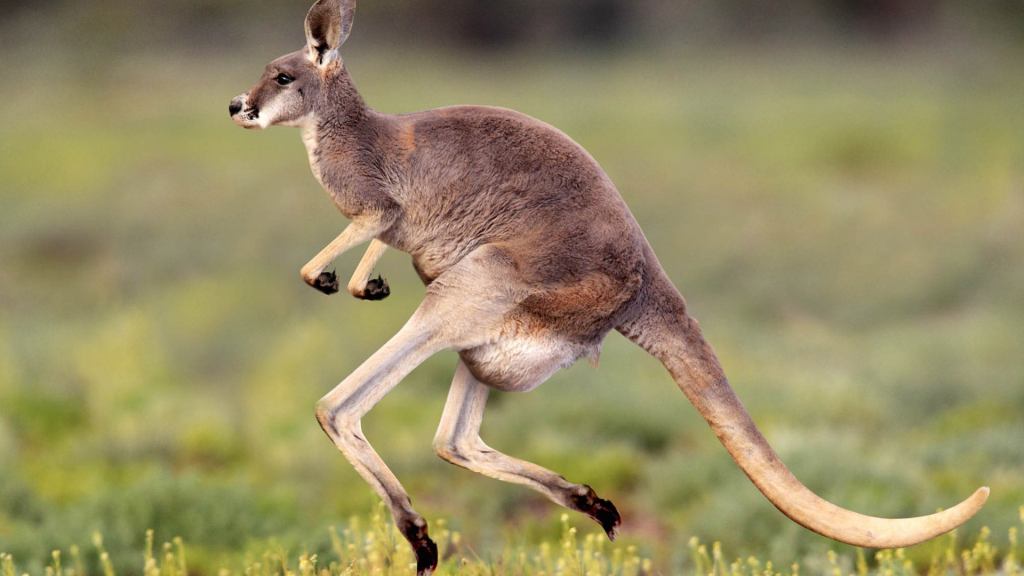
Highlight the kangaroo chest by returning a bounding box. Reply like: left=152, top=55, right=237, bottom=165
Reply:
left=301, top=123, right=327, bottom=189
left=300, top=123, right=376, bottom=219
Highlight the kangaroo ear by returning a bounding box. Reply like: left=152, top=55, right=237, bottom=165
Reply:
left=305, top=0, right=356, bottom=66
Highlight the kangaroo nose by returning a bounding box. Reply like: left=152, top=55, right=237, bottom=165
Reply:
left=229, top=98, right=243, bottom=117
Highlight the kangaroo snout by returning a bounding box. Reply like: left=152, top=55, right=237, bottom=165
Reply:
left=229, top=93, right=262, bottom=129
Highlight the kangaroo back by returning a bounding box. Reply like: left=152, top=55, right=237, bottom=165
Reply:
left=617, top=245, right=989, bottom=549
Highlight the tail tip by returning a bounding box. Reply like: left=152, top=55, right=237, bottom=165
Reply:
left=957, top=486, right=990, bottom=519
left=975, top=486, right=991, bottom=503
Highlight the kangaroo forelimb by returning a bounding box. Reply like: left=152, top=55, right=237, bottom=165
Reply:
left=348, top=239, right=390, bottom=300
left=300, top=222, right=388, bottom=296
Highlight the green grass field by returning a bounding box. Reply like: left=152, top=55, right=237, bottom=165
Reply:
left=1, top=39, right=1022, bottom=574
left=2, top=508, right=1023, bottom=576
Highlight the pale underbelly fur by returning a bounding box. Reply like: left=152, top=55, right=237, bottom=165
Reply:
left=459, top=335, right=599, bottom=392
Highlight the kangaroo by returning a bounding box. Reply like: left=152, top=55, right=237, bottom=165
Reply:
left=229, top=1, right=988, bottom=573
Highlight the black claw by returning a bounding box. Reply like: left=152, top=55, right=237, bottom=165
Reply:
left=570, top=485, right=622, bottom=541
left=313, top=270, right=339, bottom=295
left=400, top=518, right=438, bottom=575
left=414, top=537, right=438, bottom=575
left=592, top=498, right=621, bottom=541
left=360, top=274, right=391, bottom=301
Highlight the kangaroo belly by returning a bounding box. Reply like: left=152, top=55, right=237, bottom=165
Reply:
left=459, top=336, right=592, bottom=392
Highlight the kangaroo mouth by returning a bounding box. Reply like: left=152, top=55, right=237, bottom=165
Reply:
left=233, top=106, right=262, bottom=129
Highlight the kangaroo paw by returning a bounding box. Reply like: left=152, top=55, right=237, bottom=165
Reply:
left=313, top=271, right=340, bottom=295
left=359, top=274, right=391, bottom=301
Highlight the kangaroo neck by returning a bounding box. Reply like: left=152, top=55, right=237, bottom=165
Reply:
left=300, top=69, right=398, bottom=217
left=302, top=69, right=363, bottom=175
left=309, top=67, right=377, bottom=143
left=324, top=66, right=368, bottom=118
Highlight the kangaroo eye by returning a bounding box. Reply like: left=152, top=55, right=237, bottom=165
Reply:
left=275, top=73, right=295, bottom=86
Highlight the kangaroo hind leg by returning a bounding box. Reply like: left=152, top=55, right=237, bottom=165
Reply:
left=316, top=244, right=523, bottom=575
left=314, top=301, right=446, bottom=575
left=432, top=361, right=622, bottom=540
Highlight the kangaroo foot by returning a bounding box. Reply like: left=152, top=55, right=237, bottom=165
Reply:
left=400, top=517, right=438, bottom=575
left=570, top=484, right=621, bottom=541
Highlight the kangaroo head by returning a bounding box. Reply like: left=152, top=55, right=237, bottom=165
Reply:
left=230, top=0, right=357, bottom=129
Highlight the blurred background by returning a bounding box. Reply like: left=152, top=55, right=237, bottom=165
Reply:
left=1, top=0, right=1022, bottom=573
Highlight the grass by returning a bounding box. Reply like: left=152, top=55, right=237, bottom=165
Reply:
left=1, top=34, right=1022, bottom=576
left=2, top=507, right=1022, bottom=576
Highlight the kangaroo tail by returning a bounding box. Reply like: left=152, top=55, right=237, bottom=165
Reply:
left=617, top=256, right=988, bottom=548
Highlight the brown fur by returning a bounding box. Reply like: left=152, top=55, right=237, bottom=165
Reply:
left=230, top=2, right=988, bottom=574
